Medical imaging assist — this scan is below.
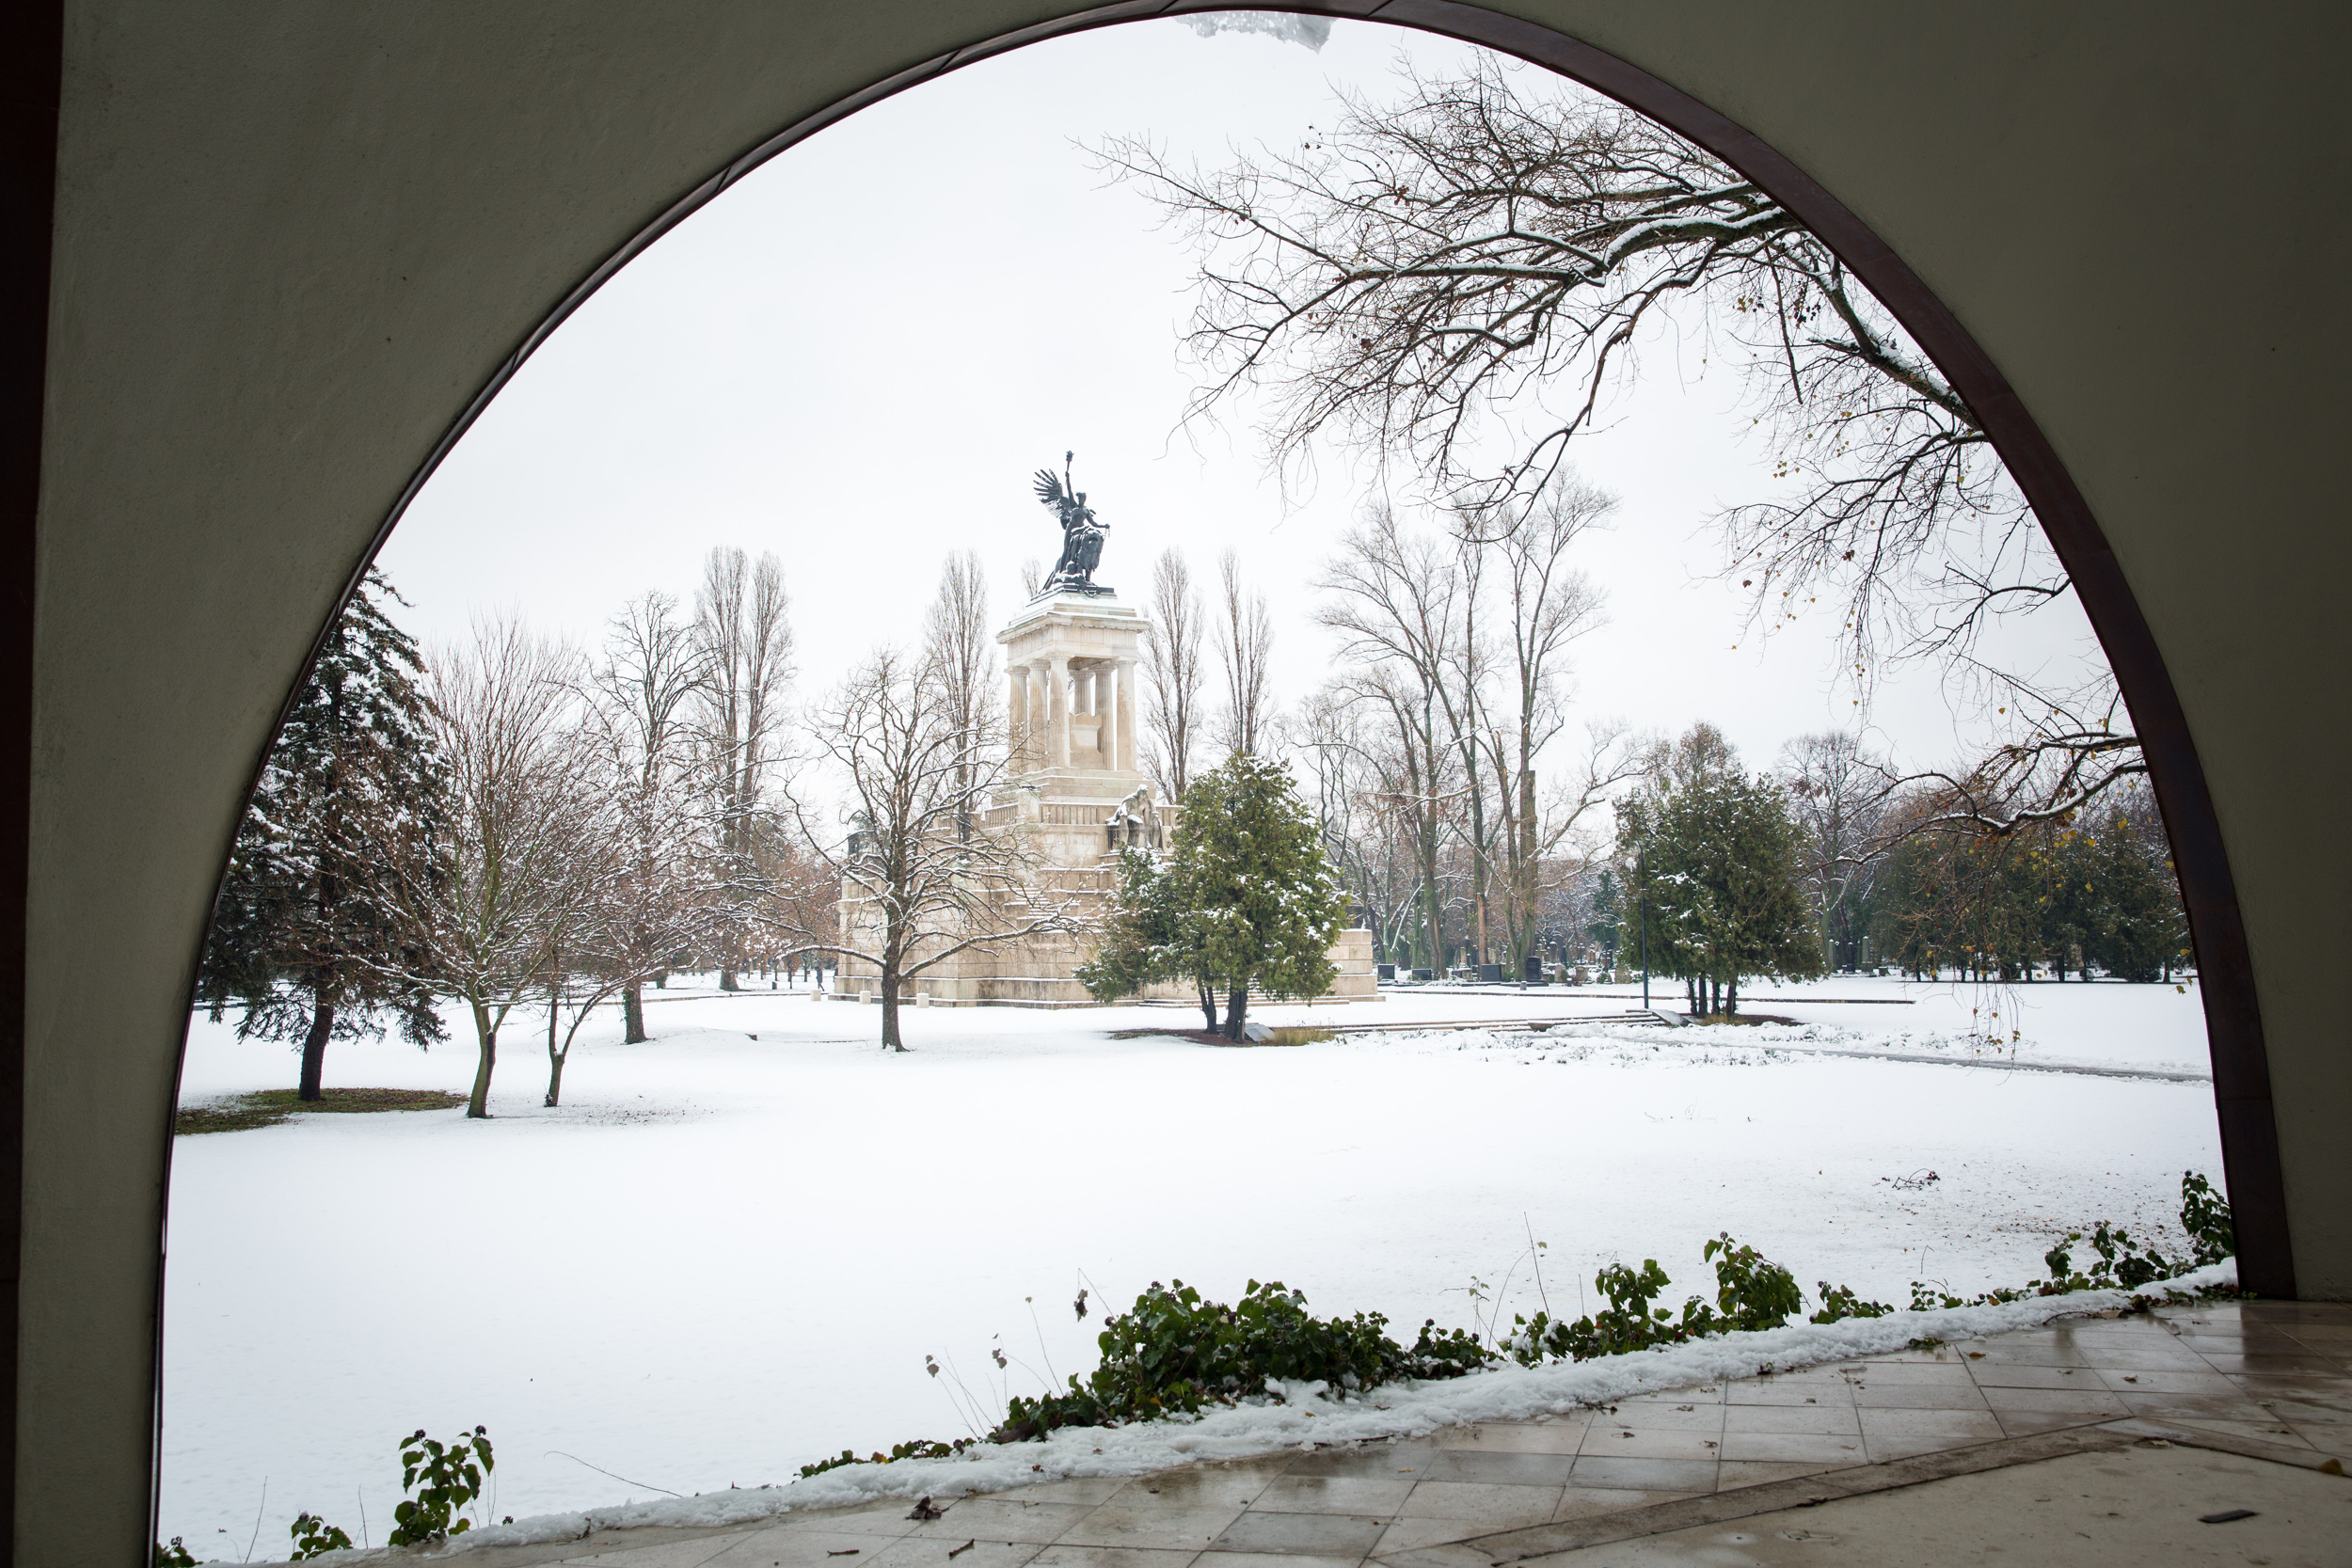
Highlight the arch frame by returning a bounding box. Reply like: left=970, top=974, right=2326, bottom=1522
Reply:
left=157, top=0, right=2295, bottom=1530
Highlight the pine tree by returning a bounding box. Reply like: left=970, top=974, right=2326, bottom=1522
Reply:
left=198, top=571, right=445, bottom=1098
left=1174, top=752, right=1348, bottom=1039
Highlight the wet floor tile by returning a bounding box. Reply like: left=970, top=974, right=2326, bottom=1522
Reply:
left=1721, top=1402, right=1861, bottom=1436
left=1194, top=1553, right=1364, bottom=1568
left=704, top=1528, right=919, bottom=1568
left=1026, top=1547, right=1200, bottom=1568
left=1056, top=1504, right=1243, bottom=1552
left=2089, top=1366, right=2243, bottom=1396
left=1715, top=1432, right=1865, bottom=1465
left=1393, top=1481, right=1560, bottom=1528
left=1549, top=1488, right=1692, bottom=1523
left=1850, top=1383, right=1993, bottom=1411
left=1968, top=1362, right=2106, bottom=1390
left=1249, top=1476, right=1415, bottom=1517
left=1714, top=1459, right=1847, bottom=1490
left=1564, top=1456, right=1718, bottom=1493
left=1415, top=1451, right=1578, bottom=1487
left=868, top=1540, right=1046, bottom=1568
left=1579, top=1428, right=1721, bottom=1462
left=1207, top=1511, right=1387, bottom=1559
left=907, top=1501, right=1096, bottom=1544
left=1977, top=1386, right=2133, bottom=1418
left=1433, top=1421, right=1588, bottom=1454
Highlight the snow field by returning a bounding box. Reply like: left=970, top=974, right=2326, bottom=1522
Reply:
left=160, top=978, right=2219, bottom=1554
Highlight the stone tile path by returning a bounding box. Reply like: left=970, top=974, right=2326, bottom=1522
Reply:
left=446, top=1301, right=2351, bottom=1568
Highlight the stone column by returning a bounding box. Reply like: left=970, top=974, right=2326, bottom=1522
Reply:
left=1007, top=665, right=1029, bottom=769
left=1115, top=657, right=1137, bottom=773
left=1103, top=657, right=1123, bottom=776
left=1046, top=652, right=1072, bottom=768
left=1023, top=657, right=1042, bottom=768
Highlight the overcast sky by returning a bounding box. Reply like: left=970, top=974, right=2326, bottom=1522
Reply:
left=381, top=15, right=2104, bottom=783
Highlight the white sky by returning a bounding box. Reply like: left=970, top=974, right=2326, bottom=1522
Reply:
left=382, top=16, right=2105, bottom=780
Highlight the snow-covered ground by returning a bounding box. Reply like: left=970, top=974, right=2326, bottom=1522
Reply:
left=161, top=975, right=2219, bottom=1555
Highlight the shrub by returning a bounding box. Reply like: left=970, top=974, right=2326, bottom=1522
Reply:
left=993, top=1279, right=1486, bottom=1441
left=154, top=1539, right=198, bottom=1568
left=389, top=1425, right=494, bottom=1545
left=2181, top=1171, right=2235, bottom=1265
left=289, top=1513, right=354, bottom=1560
left=1693, top=1233, right=1805, bottom=1332
left=799, top=1438, right=976, bottom=1479
left=2042, top=1173, right=2235, bottom=1293
left=1505, top=1235, right=1801, bottom=1364
left=1809, top=1283, right=1893, bottom=1323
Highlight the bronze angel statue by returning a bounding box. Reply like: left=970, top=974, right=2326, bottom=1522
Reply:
left=1033, top=451, right=1110, bottom=595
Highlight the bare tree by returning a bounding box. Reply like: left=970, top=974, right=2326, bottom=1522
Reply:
left=694, top=546, right=794, bottom=989
left=1142, top=546, right=1208, bottom=800
left=381, top=618, right=599, bottom=1118
left=1216, top=547, right=1276, bottom=754
left=1101, top=55, right=2127, bottom=829
left=1316, top=511, right=1466, bottom=971
left=922, top=549, right=996, bottom=829
left=781, top=648, right=1075, bottom=1051
left=1289, top=685, right=1428, bottom=964
left=578, top=592, right=714, bottom=1047
left=1442, top=535, right=1499, bottom=963
left=1777, top=731, right=1891, bottom=970
left=1460, top=471, right=1627, bottom=973
left=748, top=816, right=838, bottom=981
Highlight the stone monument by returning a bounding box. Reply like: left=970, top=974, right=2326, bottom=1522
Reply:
left=833, top=458, right=1376, bottom=1006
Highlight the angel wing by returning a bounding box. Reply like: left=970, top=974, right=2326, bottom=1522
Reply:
left=1033, top=467, right=1071, bottom=514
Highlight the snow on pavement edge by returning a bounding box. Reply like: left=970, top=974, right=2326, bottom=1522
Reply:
left=293, top=1263, right=2234, bottom=1565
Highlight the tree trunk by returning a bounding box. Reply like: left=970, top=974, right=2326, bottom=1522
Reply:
left=297, top=993, right=334, bottom=1101
left=719, top=968, right=739, bottom=991
left=880, top=962, right=904, bottom=1051
left=467, top=1001, right=498, bottom=1119
left=623, top=983, right=647, bottom=1044
left=545, top=992, right=566, bottom=1107
left=1727, top=975, right=1739, bottom=1015
left=1223, top=978, right=1249, bottom=1041
left=1197, top=974, right=1220, bottom=1033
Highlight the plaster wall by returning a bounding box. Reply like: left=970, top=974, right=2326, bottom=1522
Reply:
left=25, top=2, right=2350, bottom=1560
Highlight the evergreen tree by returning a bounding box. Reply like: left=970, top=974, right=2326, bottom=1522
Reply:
left=1585, top=867, right=1622, bottom=962
left=1616, top=726, right=1825, bottom=1014
left=198, top=571, right=445, bottom=1098
left=1076, top=847, right=1223, bottom=1031
left=2085, top=809, right=2183, bottom=981
left=1183, top=752, right=1349, bottom=1039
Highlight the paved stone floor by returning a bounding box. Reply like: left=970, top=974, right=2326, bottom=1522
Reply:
left=445, top=1300, right=2350, bottom=1568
